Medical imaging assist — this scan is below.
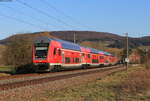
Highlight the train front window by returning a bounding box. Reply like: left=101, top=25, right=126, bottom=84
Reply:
left=34, top=43, right=49, bottom=59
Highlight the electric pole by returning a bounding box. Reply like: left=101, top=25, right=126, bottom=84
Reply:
left=74, top=32, right=76, bottom=43
left=125, top=33, right=129, bottom=71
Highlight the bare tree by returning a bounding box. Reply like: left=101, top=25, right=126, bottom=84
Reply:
left=2, top=38, right=32, bottom=68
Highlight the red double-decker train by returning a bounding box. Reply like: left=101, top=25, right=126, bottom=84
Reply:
left=32, top=37, right=118, bottom=72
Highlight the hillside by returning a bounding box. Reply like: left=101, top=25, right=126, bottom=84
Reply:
left=0, top=31, right=150, bottom=48
left=0, top=45, right=6, bottom=65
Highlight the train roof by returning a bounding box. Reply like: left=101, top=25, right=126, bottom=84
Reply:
left=34, top=37, right=115, bottom=55
left=34, top=37, right=81, bottom=51
left=80, top=46, right=90, bottom=52
left=104, top=52, right=112, bottom=56
left=89, top=48, right=99, bottom=54
left=54, top=39, right=81, bottom=51
left=34, top=37, right=80, bottom=51
left=34, top=37, right=52, bottom=43
left=99, top=50, right=105, bottom=54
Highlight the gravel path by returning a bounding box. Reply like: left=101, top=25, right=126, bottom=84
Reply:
left=0, top=66, right=124, bottom=101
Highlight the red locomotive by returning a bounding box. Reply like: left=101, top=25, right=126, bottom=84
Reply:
left=32, top=37, right=118, bottom=72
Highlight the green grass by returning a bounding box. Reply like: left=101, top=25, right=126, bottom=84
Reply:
left=0, top=66, right=13, bottom=72
left=0, top=66, right=12, bottom=76
left=30, top=64, right=150, bottom=101
left=0, top=66, right=15, bottom=76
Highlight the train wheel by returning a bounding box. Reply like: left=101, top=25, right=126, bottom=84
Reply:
left=53, top=65, right=61, bottom=72
left=82, top=65, right=87, bottom=69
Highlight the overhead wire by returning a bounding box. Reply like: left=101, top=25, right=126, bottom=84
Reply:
left=39, top=0, right=99, bottom=30
left=1, top=5, right=64, bottom=29
left=39, top=0, right=80, bottom=26
left=16, top=0, right=78, bottom=29
left=0, top=12, right=45, bottom=30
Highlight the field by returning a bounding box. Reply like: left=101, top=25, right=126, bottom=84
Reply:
left=30, top=64, right=150, bottom=101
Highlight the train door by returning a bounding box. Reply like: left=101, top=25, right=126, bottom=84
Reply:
left=81, top=53, right=85, bottom=64
left=53, top=47, right=61, bottom=63
left=62, top=50, right=65, bottom=64
left=87, top=54, right=91, bottom=64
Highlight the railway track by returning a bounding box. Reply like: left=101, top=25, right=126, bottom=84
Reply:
left=0, top=66, right=114, bottom=81
left=0, top=65, right=125, bottom=91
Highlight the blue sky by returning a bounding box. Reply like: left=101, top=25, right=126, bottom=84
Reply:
left=0, top=0, right=150, bottom=39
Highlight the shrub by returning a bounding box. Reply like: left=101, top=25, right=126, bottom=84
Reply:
left=136, top=48, right=150, bottom=64
left=15, top=64, right=35, bottom=74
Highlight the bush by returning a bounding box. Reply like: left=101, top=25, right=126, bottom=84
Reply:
left=136, top=48, right=150, bottom=64
left=15, top=64, right=35, bottom=74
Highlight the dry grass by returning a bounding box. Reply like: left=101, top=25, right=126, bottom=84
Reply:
left=145, top=60, right=150, bottom=69
left=0, top=45, right=6, bottom=65
left=30, top=65, right=150, bottom=101
left=0, top=73, right=10, bottom=77
left=121, top=69, right=150, bottom=93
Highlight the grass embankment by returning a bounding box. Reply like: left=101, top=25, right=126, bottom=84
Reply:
left=31, top=64, right=150, bottom=101
left=0, top=66, right=13, bottom=76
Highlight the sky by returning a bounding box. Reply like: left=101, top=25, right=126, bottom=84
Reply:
left=0, top=0, right=150, bottom=39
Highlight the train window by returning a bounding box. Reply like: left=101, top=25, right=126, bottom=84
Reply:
left=75, top=58, right=80, bottom=63
left=53, top=48, right=56, bottom=55
left=99, top=56, right=104, bottom=59
left=35, top=43, right=49, bottom=47
left=88, top=54, right=90, bottom=58
left=72, top=58, right=75, bottom=63
left=35, top=43, right=49, bottom=59
left=92, top=59, right=99, bottom=63
left=65, top=57, right=70, bottom=63
left=82, top=53, right=85, bottom=56
left=58, top=49, right=61, bottom=56
left=105, top=60, right=109, bottom=63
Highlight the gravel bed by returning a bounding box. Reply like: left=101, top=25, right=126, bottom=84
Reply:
left=0, top=66, right=114, bottom=85
left=0, top=66, right=124, bottom=101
